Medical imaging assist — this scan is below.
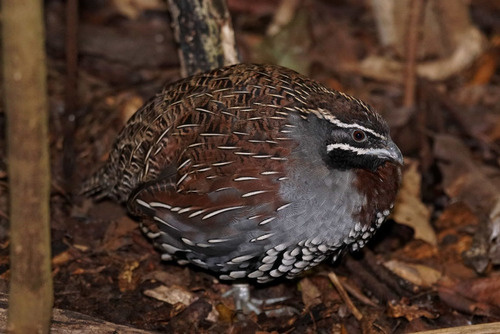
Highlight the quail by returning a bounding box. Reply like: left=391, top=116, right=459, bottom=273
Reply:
left=82, top=63, right=403, bottom=287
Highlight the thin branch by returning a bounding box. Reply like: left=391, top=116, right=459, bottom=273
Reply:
left=63, top=0, right=79, bottom=190
left=328, top=272, right=363, bottom=321
left=403, top=0, right=427, bottom=108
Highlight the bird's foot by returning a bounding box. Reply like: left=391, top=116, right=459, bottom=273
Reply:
left=222, top=283, right=299, bottom=317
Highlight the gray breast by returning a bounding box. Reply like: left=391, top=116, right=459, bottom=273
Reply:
left=214, top=114, right=369, bottom=283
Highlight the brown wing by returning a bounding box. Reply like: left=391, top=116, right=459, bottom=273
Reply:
left=87, top=64, right=317, bottom=202
left=126, top=91, right=299, bottom=258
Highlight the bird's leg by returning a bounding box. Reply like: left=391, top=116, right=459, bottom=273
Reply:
left=222, top=283, right=298, bottom=317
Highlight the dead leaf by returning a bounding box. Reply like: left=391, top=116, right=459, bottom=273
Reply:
left=73, top=244, right=90, bottom=252
left=142, top=267, right=191, bottom=286
left=101, top=216, right=138, bottom=252
left=468, top=35, right=500, bottom=86
left=52, top=249, right=75, bottom=267
left=71, top=265, right=106, bottom=275
left=434, top=202, right=479, bottom=231
left=215, top=303, right=234, bottom=323
left=384, top=260, right=442, bottom=288
left=392, top=159, right=437, bottom=245
left=299, top=277, right=322, bottom=309
left=387, top=298, right=438, bottom=321
left=465, top=277, right=500, bottom=308
left=434, top=134, right=498, bottom=212
left=437, top=276, right=500, bottom=318
left=487, top=119, right=500, bottom=142
left=399, top=239, right=439, bottom=261
left=435, top=134, right=500, bottom=269
left=144, top=284, right=197, bottom=306
left=118, top=260, right=140, bottom=292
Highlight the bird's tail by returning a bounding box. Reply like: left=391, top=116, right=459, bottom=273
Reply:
left=79, top=163, right=117, bottom=201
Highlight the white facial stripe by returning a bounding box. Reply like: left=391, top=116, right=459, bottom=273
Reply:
left=306, top=108, right=387, bottom=140
left=327, top=117, right=386, bottom=140
left=326, top=143, right=390, bottom=156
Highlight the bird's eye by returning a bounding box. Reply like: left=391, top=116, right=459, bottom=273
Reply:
left=352, top=130, right=367, bottom=142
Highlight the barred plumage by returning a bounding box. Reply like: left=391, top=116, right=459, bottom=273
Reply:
left=82, top=63, right=402, bottom=284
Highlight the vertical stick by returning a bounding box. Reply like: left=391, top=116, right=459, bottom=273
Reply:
left=167, top=0, right=239, bottom=77
left=328, top=272, right=363, bottom=321
left=3, top=0, right=53, bottom=332
left=63, top=0, right=79, bottom=188
left=403, top=0, right=426, bottom=108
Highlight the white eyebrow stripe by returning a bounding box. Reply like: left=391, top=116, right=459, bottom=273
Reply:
left=326, top=143, right=389, bottom=156
left=306, top=108, right=387, bottom=140
left=327, top=117, right=386, bottom=139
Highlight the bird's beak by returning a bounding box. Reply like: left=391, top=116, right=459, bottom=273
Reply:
left=380, top=139, right=404, bottom=165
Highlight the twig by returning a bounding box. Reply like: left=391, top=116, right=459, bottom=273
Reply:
left=411, top=321, right=500, bottom=334
left=344, top=255, right=399, bottom=302
left=337, top=276, right=378, bottom=307
left=403, top=0, right=427, bottom=108
left=65, top=0, right=78, bottom=114
left=328, top=272, right=363, bottom=321
left=63, top=0, right=79, bottom=190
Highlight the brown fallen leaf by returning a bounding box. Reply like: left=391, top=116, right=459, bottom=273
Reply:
left=437, top=276, right=500, bottom=318
left=52, top=249, right=76, bottom=267
left=387, top=298, right=438, bottom=321
left=435, top=134, right=500, bottom=270
left=434, top=202, right=479, bottom=231
left=143, top=284, right=197, bottom=306
left=435, top=202, right=477, bottom=265
left=399, top=239, right=439, bottom=261
left=299, top=277, right=322, bottom=309
left=392, top=158, right=436, bottom=245
left=468, top=35, right=500, bottom=86
left=71, top=265, right=106, bottom=275
left=141, top=267, right=191, bottom=287
left=144, top=285, right=220, bottom=323
left=383, top=260, right=442, bottom=288
left=458, top=277, right=500, bottom=308
left=118, top=260, right=140, bottom=292
left=101, top=216, right=138, bottom=252
left=166, top=298, right=217, bottom=331
left=215, top=303, right=234, bottom=323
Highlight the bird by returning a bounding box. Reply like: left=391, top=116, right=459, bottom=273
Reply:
left=82, top=63, right=403, bottom=288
